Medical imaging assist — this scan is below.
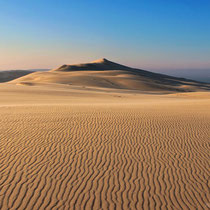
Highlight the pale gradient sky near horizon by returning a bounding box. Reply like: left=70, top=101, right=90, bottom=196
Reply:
left=0, top=0, right=210, bottom=71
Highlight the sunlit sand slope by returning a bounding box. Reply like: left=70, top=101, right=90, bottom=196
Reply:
left=10, top=59, right=210, bottom=92
left=0, top=92, right=209, bottom=209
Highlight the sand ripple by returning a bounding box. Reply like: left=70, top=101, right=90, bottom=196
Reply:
left=0, top=103, right=209, bottom=209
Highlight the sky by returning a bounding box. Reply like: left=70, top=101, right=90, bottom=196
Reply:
left=0, top=0, right=210, bottom=71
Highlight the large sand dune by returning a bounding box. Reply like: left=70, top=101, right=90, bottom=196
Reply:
left=10, top=59, right=210, bottom=93
left=0, top=83, right=209, bottom=209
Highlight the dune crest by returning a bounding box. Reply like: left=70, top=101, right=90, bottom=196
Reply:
left=9, top=59, right=210, bottom=93
left=91, top=58, right=109, bottom=63
left=51, top=58, right=131, bottom=72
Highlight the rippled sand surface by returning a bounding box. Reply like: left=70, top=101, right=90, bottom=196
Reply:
left=0, top=84, right=209, bottom=209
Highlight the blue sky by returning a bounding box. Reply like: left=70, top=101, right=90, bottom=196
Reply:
left=0, top=0, right=210, bottom=70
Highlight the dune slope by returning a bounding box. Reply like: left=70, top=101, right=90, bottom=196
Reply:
left=10, top=59, right=210, bottom=92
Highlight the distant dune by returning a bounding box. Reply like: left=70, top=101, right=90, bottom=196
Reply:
left=0, top=70, right=34, bottom=83
left=10, top=58, right=210, bottom=93
left=0, top=69, right=49, bottom=83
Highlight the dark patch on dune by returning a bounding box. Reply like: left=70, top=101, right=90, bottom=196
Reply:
left=0, top=70, right=34, bottom=83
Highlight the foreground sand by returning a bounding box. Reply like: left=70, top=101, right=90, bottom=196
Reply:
left=0, top=84, right=210, bottom=209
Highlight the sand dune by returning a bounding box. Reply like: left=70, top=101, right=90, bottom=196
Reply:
left=0, top=83, right=210, bottom=209
left=10, top=59, right=210, bottom=93
left=0, top=70, right=34, bottom=83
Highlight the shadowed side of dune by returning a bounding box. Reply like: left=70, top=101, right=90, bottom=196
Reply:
left=9, top=58, right=210, bottom=92
left=0, top=70, right=34, bottom=83
left=51, top=58, right=132, bottom=72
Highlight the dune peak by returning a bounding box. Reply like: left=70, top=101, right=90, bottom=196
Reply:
left=91, top=58, right=110, bottom=63
left=10, top=58, right=210, bottom=93
left=51, top=58, right=131, bottom=72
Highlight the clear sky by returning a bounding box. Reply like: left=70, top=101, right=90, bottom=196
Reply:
left=0, top=0, right=210, bottom=70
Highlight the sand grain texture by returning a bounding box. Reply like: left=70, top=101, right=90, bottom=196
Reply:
left=0, top=83, right=210, bottom=210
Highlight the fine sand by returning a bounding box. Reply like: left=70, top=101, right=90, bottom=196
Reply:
left=0, top=83, right=209, bottom=209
